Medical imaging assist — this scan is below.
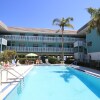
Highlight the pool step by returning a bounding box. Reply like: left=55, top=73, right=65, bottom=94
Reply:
left=1, top=81, right=20, bottom=84
left=8, top=77, right=23, bottom=80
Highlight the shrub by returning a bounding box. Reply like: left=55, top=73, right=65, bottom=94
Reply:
left=48, top=57, right=60, bottom=64
left=0, top=50, right=16, bottom=61
left=17, top=58, right=36, bottom=64
left=65, top=58, right=74, bottom=64
left=16, top=58, right=26, bottom=64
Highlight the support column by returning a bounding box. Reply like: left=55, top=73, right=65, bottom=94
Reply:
left=78, top=41, right=79, bottom=61
left=1, top=43, right=2, bottom=53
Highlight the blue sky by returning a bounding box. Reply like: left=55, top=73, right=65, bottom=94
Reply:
left=0, top=0, right=100, bottom=30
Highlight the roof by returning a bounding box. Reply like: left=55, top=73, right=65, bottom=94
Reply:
left=77, top=20, right=92, bottom=34
left=8, top=27, right=77, bottom=35
left=0, top=21, right=77, bottom=35
left=0, top=21, right=8, bottom=31
left=77, top=22, right=88, bottom=33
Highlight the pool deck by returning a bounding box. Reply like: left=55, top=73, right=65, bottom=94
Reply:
left=0, top=64, right=34, bottom=100
left=69, top=64, right=100, bottom=77
left=0, top=64, right=100, bottom=100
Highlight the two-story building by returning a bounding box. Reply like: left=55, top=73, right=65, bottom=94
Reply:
left=0, top=21, right=84, bottom=58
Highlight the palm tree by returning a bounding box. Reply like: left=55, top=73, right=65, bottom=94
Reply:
left=53, top=17, right=74, bottom=63
left=87, top=7, right=100, bottom=34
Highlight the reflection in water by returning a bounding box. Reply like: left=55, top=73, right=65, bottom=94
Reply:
left=17, top=79, right=24, bottom=95
left=53, top=70, right=73, bottom=82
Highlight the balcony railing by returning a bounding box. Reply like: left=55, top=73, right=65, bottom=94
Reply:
left=0, top=38, right=7, bottom=45
left=74, top=41, right=86, bottom=47
left=3, top=35, right=83, bottom=43
left=7, top=46, right=74, bottom=53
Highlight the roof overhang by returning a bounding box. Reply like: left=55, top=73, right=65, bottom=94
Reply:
left=0, top=21, right=8, bottom=32
left=77, top=20, right=91, bottom=35
left=77, top=27, right=88, bottom=35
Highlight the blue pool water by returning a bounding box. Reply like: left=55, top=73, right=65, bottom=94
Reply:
left=4, top=65, right=100, bottom=100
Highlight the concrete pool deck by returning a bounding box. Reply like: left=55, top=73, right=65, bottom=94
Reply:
left=0, top=64, right=34, bottom=100
left=0, top=64, right=100, bottom=100
left=69, top=64, right=100, bottom=77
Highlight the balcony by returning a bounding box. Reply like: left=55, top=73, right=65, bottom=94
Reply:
left=0, top=38, right=7, bottom=45
left=7, top=46, right=74, bottom=53
left=3, top=35, right=82, bottom=43
left=74, top=41, right=86, bottom=47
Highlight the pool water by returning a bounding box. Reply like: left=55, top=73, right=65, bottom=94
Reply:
left=4, top=65, right=100, bottom=100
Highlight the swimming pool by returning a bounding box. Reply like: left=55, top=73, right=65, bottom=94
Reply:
left=3, top=65, right=100, bottom=100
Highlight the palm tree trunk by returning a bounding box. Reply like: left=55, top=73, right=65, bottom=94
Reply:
left=61, top=27, right=64, bottom=63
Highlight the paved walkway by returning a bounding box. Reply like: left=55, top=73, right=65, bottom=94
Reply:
left=0, top=64, right=34, bottom=100
left=69, top=64, right=100, bottom=77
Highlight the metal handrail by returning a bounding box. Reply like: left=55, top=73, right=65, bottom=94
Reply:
left=0, top=67, right=24, bottom=84
left=6, top=68, right=24, bottom=78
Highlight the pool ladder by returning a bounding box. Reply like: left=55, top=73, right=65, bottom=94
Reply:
left=0, top=68, right=24, bottom=84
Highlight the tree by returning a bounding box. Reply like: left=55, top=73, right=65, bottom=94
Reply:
left=87, top=7, right=100, bottom=34
left=1, top=50, right=16, bottom=61
left=53, top=17, right=74, bottom=63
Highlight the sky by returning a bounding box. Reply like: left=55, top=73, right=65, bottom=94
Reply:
left=0, top=0, right=100, bottom=30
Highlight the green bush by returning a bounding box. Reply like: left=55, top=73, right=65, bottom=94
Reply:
left=16, top=58, right=26, bottom=64
left=0, top=50, right=16, bottom=62
left=65, top=58, right=74, bottom=64
left=17, top=58, right=36, bottom=64
left=48, top=57, right=60, bottom=64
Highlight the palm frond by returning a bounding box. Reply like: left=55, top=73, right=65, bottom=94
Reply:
left=56, top=29, right=60, bottom=33
left=52, top=18, right=61, bottom=25
left=52, top=17, right=74, bottom=29
left=87, top=7, right=97, bottom=18
left=66, top=17, right=73, bottom=22
left=87, top=20, right=95, bottom=33
left=64, top=24, right=74, bottom=29
left=87, top=7, right=100, bottom=34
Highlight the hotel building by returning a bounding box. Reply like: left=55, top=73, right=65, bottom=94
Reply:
left=0, top=21, right=85, bottom=58
left=0, top=20, right=100, bottom=66
left=76, top=23, right=100, bottom=61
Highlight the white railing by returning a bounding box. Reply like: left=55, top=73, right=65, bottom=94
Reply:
left=7, top=46, right=74, bottom=53
left=3, top=35, right=82, bottom=43
left=0, top=38, right=7, bottom=45
left=74, top=41, right=86, bottom=47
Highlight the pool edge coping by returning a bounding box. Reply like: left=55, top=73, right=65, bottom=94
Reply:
left=0, top=65, right=34, bottom=100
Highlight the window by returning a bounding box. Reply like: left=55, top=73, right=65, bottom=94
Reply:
left=87, top=41, right=92, bottom=46
left=59, top=44, right=62, bottom=47
left=33, top=34, right=38, bottom=36
left=74, top=47, right=78, bottom=53
left=7, top=41, right=11, bottom=46
left=79, top=47, right=83, bottom=52
left=33, top=44, right=38, bottom=47
left=48, top=44, right=53, bottom=47
left=19, top=43, right=25, bottom=47
left=84, top=48, right=87, bottom=54
left=59, top=35, right=62, bottom=37
left=20, top=33, right=25, bottom=36
left=12, top=41, right=15, bottom=46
